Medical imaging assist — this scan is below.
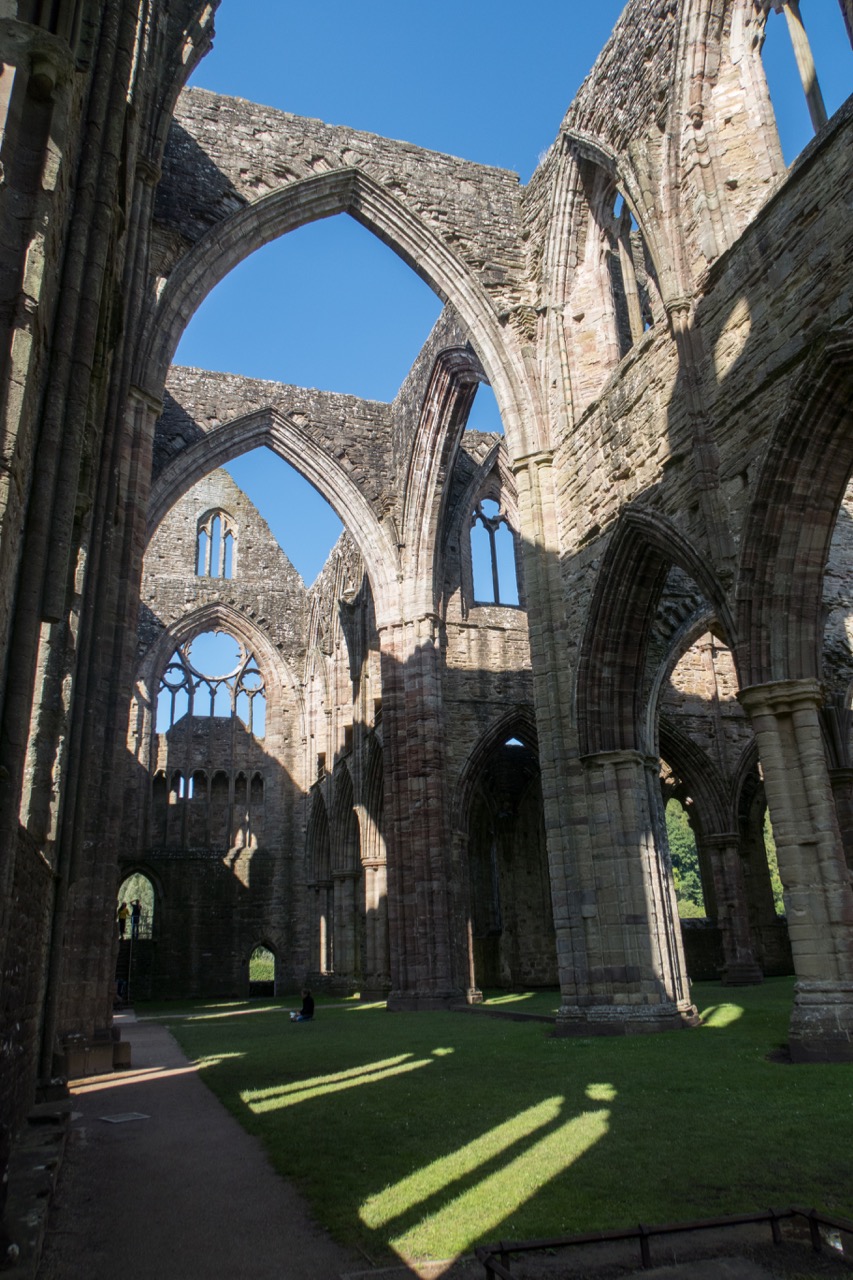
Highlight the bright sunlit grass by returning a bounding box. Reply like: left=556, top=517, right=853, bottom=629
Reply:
left=149, top=979, right=853, bottom=1267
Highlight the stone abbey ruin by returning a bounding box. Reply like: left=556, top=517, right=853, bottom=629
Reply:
left=1, top=0, right=852, bottom=1197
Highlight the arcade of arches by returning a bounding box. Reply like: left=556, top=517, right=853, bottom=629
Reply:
left=1, top=2, right=853, bottom=1181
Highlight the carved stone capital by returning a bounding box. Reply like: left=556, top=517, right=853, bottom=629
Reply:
left=738, top=678, right=824, bottom=719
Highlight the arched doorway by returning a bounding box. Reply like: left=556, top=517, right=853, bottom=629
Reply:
left=248, top=943, right=276, bottom=998
left=463, top=725, right=555, bottom=995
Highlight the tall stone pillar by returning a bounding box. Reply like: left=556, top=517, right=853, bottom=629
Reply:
left=360, top=859, right=390, bottom=999
left=555, top=750, right=697, bottom=1035
left=308, top=879, right=333, bottom=978
left=378, top=616, right=464, bottom=1008
left=703, top=833, right=764, bottom=985
left=332, top=868, right=358, bottom=989
left=739, top=679, right=853, bottom=1060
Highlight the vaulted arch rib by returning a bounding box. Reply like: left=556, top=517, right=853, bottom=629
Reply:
left=659, top=717, right=730, bottom=839
left=736, top=326, right=853, bottom=687
left=401, top=345, right=484, bottom=610
left=577, top=508, right=735, bottom=757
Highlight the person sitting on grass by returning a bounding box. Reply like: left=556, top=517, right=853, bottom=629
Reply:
left=289, top=989, right=314, bottom=1022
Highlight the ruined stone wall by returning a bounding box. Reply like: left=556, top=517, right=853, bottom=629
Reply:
left=0, top=833, right=52, bottom=1134
left=0, top=0, right=218, bottom=1145
left=661, top=637, right=752, bottom=778
left=124, top=468, right=311, bottom=997
left=823, top=482, right=853, bottom=705
left=554, top=102, right=853, bottom=696
left=155, top=367, right=395, bottom=521
left=440, top=434, right=533, bottom=800
left=154, top=87, right=528, bottom=322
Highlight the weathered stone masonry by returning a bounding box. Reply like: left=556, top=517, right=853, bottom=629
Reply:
left=0, top=0, right=852, bottom=1238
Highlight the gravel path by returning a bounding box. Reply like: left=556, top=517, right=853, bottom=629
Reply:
left=37, top=1013, right=363, bottom=1279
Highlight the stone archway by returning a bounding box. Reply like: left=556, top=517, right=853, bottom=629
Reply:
left=454, top=711, right=555, bottom=997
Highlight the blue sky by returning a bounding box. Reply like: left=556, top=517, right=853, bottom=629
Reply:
left=176, top=2, right=851, bottom=584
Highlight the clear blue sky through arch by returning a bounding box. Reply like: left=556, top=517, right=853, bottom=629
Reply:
left=175, top=2, right=851, bottom=582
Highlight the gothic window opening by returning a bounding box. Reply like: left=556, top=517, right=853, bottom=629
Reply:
left=760, top=1, right=827, bottom=147
left=757, top=1, right=853, bottom=163
left=470, top=499, right=520, bottom=606
left=196, top=510, right=236, bottom=579
left=156, top=630, right=266, bottom=737
left=608, top=193, right=658, bottom=354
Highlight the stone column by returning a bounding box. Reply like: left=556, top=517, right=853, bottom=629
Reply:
left=739, top=679, right=853, bottom=1060
left=616, top=210, right=644, bottom=346
left=331, top=868, right=358, bottom=989
left=360, top=859, right=390, bottom=998
left=703, top=833, right=764, bottom=985
left=554, top=749, right=697, bottom=1035
left=378, top=616, right=464, bottom=1008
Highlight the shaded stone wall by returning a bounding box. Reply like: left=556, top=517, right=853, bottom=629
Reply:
left=0, top=832, right=53, bottom=1130
left=0, top=0, right=218, bottom=1150
left=123, top=468, right=309, bottom=997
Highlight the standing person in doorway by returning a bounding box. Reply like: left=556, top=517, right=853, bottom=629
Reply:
left=130, top=899, right=142, bottom=939
left=117, top=902, right=130, bottom=937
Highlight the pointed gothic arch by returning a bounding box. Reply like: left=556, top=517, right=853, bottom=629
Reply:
left=577, top=507, right=736, bottom=756
left=147, top=405, right=399, bottom=617
left=736, top=326, right=853, bottom=687
left=137, top=168, right=541, bottom=457
left=400, top=344, right=485, bottom=612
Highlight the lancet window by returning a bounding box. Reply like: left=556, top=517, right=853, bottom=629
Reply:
left=470, top=499, right=520, bottom=606
left=196, top=510, right=236, bottom=579
left=156, top=630, right=266, bottom=737
left=607, top=193, right=659, bottom=357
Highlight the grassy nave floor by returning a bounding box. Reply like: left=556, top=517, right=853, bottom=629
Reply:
left=147, top=979, right=853, bottom=1266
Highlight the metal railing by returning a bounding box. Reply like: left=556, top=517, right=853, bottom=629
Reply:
left=475, top=1206, right=853, bottom=1277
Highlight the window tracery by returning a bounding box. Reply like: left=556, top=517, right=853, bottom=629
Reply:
left=156, top=630, right=266, bottom=737
left=470, top=499, right=520, bottom=606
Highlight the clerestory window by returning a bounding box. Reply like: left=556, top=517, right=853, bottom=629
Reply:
left=608, top=193, right=658, bottom=357
left=470, top=499, right=520, bottom=606
left=196, top=510, right=236, bottom=579
left=156, top=630, right=266, bottom=737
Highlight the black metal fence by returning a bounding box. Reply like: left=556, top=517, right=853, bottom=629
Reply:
left=475, top=1206, right=853, bottom=1277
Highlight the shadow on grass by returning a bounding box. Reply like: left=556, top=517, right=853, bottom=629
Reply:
left=153, top=978, right=853, bottom=1269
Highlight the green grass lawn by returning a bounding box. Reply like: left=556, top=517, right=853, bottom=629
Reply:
left=146, top=978, right=853, bottom=1267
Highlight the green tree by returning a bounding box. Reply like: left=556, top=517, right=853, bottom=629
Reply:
left=250, top=946, right=275, bottom=982
left=665, top=798, right=707, bottom=918
left=763, top=810, right=785, bottom=915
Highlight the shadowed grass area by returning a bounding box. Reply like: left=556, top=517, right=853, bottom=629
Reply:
left=145, top=978, right=853, bottom=1266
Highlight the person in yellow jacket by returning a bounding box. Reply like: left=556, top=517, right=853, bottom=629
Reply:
left=117, top=901, right=130, bottom=938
